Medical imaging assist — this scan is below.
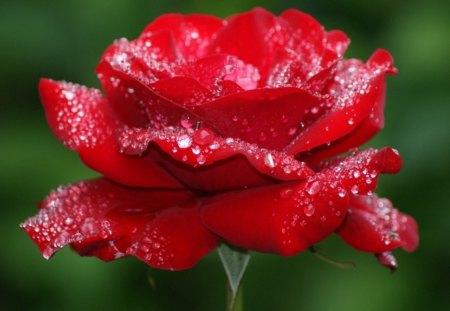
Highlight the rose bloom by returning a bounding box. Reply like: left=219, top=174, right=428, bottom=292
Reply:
left=22, top=8, right=418, bottom=271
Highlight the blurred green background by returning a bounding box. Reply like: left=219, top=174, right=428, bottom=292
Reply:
left=1, top=0, right=449, bottom=310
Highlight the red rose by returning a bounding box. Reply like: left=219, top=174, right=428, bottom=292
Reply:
left=22, top=8, right=418, bottom=271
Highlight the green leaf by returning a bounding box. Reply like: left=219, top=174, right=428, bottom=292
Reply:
left=218, top=243, right=250, bottom=310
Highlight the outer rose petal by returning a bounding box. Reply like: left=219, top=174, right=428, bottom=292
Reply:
left=325, top=30, right=350, bottom=58
left=143, top=13, right=224, bottom=59
left=201, top=148, right=399, bottom=255
left=285, top=49, right=396, bottom=156
left=20, top=179, right=219, bottom=270
left=337, top=195, right=419, bottom=253
left=118, top=126, right=313, bottom=192
left=39, top=78, right=182, bottom=188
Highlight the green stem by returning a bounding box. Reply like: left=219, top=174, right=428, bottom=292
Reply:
left=226, top=281, right=243, bottom=311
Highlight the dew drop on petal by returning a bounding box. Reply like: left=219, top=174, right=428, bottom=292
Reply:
left=193, top=128, right=214, bottom=145
left=197, top=154, right=206, bottom=165
left=180, top=115, right=193, bottom=129
left=176, top=134, right=193, bottom=149
left=279, top=188, right=293, bottom=199
left=306, top=180, right=322, bottom=196
left=264, top=153, right=276, bottom=168
left=337, top=188, right=347, bottom=198
left=304, top=204, right=315, bottom=217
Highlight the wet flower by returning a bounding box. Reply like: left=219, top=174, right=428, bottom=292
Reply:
left=22, top=8, right=418, bottom=271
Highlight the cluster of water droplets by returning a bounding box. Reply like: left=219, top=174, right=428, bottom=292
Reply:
left=54, top=82, right=111, bottom=149
left=126, top=227, right=173, bottom=269
left=118, top=119, right=313, bottom=180
left=20, top=182, right=114, bottom=259
left=272, top=172, right=350, bottom=249
left=107, top=39, right=175, bottom=86
left=271, top=148, right=395, bottom=243
left=363, top=196, right=409, bottom=247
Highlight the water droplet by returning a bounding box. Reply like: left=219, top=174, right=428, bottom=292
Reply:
left=140, top=244, right=150, bottom=253
left=176, top=134, right=192, bottom=149
left=180, top=115, right=193, bottom=129
left=348, top=118, right=354, bottom=125
left=337, top=188, right=347, bottom=198
left=288, top=127, right=297, bottom=136
left=193, top=128, right=214, bottom=145
left=264, top=153, right=276, bottom=168
left=209, top=141, right=220, bottom=150
left=351, top=185, right=359, bottom=194
left=64, top=217, right=74, bottom=226
left=281, top=114, right=288, bottom=123
left=304, top=204, right=315, bottom=217
left=352, top=170, right=361, bottom=178
left=191, top=146, right=201, bottom=155
left=62, top=90, right=75, bottom=100
left=279, top=188, right=293, bottom=199
left=306, top=180, right=322, bottom=196
left=259, top=131, right=267, bottom=142
left=225, top=138, right=234, bottom=145
left=197, top=154, right=206, bottom=165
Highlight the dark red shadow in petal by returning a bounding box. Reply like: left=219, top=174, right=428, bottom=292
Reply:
left=21, top=179, right=219, bottom=270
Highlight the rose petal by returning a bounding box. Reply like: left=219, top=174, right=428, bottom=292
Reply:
left=201, top=147, right=399, bottom=255
left=118, top=126, right=314, bottom=192
left=195, top=88, right=322, bottom=150
left=325, top=30, right=350, bottom=58
left=20, top=179, right=219, bottom=270
left=277, top=9, right=326, bottom=66
left=337, top=195, right=419, bottom=253
left=201, top=179, right=348, bottom=256
left=265, top=10, right=338, bottom=90
left=173, top=54, right=259, bottom=91
left=315, top=147, right=403, bottom=196
left=285, top=49, right=396, bottom=156
left=150, top=76, right=215, bottom=107
left=209, top=8, right=278, bottom=84
left=39, top=79, right=182, bottom=188
left=143, top=13, right=224, bottom=59
left=304, top=81, right=386, bottom=164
